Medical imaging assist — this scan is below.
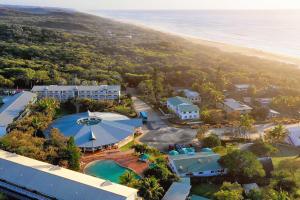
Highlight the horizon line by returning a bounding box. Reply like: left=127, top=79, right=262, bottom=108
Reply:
left=2, top=4, right=300, bottom=11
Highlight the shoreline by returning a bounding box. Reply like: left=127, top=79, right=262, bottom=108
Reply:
left=89, top=11, right=300, bottom=67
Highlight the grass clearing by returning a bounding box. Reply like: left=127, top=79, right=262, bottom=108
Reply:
left=190, top=183, right=220, bottom=199
left=271, top=144, right=299, bottom=168
left=120, top=140, right=135, bottom=152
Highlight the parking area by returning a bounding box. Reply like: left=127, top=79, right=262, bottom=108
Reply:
left=140, top=127, right=197, bottom=151
left=131, top=95, right=198, bottom=151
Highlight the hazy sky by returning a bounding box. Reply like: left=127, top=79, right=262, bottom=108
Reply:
left=1, top=0, right=300, bottom=10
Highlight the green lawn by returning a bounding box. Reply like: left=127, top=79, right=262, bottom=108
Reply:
left=271, top=144, right=300, bottom=168
left=190, top=183, right=220, bottom=199
left=120, top=140, right=135, bottom=152
left=271, top=144, right=300, bottom=195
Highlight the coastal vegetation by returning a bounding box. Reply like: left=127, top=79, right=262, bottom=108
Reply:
left=1, top=7, right=300, bottom=106
left=0, top=98, right=81, bottom=170
left=61, top=95, right=136, bottom=117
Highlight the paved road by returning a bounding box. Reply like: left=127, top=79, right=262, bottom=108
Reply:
left=131, top=96, right=197, bottom=151
left=131, top=96, right=166, bottom=130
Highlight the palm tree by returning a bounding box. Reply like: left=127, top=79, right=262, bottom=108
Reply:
left=138, top=177, right=164, bottom=200
left=265, top=124, right=287, bottom=143
left=119, top=171, right=137, bottom=187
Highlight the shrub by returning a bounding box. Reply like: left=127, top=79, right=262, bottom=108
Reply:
left=202, top=134, right=221, bottom=148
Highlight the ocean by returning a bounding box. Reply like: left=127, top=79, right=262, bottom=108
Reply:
left=91, top=10, right=300, bottom=58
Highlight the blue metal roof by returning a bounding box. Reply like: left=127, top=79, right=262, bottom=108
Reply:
left=48, top=112, right=142, bottom=148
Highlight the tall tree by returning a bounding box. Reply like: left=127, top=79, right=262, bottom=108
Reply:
left=152, top=67, right=164, bottom=103
left=65, top=137, right=81, bottom=171
left=219, top=150, right=265, bottom=179
left=239, top=114, right=255, bottom=137
left=138, top=177, right=164, bottom=200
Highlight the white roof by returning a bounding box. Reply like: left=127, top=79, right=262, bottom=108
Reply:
left=269, top=109, right=280, bottom=115
left=184, top=89, right=199, bottom=98
left=0, top=91, right=36, bottom=136
left=235, top=84, right=250, bottom=89
left=256, top=98, right=272, bottom=104
left=223, top=98, right=252, bottom=111
left=32, top=85, right=121, bottom=92
left=162, top=182, right=191, bottom=200
left=0, top=150, right=137, bottom=200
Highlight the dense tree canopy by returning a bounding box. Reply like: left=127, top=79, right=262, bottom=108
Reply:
left=219, top=150, right=265, bottom=179
left=213, top=182, right=243, bottom=200
left=1, top=7, right=300, bottom=103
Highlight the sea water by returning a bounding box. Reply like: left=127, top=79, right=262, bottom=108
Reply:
left=92, top=10, right=300, bottom=58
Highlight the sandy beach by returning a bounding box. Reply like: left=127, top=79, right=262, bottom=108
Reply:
left=145, top=24, right=300, bottom=67
left=93, top=12, right=300, bottom=68
left=184, top=36, right=300, bottom=67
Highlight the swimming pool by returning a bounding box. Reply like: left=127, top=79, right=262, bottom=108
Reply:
left=84, top=160, right=140, bottom=183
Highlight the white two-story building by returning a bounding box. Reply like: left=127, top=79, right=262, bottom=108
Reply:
left=167, top=96, right=200, bottom=120
left=31, top=85, right=121, bottom=101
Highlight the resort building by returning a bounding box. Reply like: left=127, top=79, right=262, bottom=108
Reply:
left=234, top=84, right=250, bottom=92
left=168, top=151, right=226, bottom=178
left=0, top=149, right=138, bottom=200
left=183, top=89, right=201, bottom=103
left=31, top=85, right=121, bottom=101
left=167, top=96, right=200, bottom=120
left=0, top=91, right=36, bottom=136
left=218, top=98, right=252, bottom=114
left=47, top=111, right=142, bottom=151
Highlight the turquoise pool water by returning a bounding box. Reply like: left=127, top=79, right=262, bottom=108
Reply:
left=85, top=160, right=140, bottom=183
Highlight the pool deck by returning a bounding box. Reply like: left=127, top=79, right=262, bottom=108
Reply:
left=81, top=149, right=148, bottom=175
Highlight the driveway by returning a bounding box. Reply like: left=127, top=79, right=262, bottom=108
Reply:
left=131, top=96, right=166, bottom=129
left=131, top=96, right=197, bottom=151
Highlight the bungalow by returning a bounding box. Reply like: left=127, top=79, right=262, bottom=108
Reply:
left=167, top=96, right=200, bottom=120
left=255, top=98, right=273, bottom=107
left=234, top=84, right=250, bottom=92
left=268, top=109, right=280, bottom=118
left=168, top=152, right=226, bottom=178
left=183, top=89, right=201, bottom=103
left=218, top=98, right=252, bottom=114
